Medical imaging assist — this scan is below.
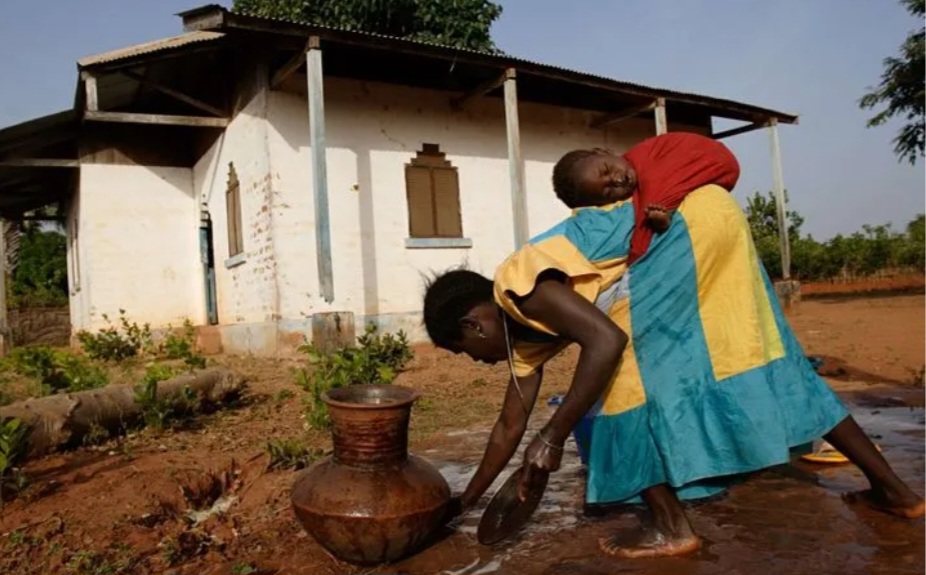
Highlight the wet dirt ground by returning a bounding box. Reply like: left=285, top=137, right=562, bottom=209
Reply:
left=0, top=293, right=923, bottom=575
left=390, top=399, right=925, bottom=575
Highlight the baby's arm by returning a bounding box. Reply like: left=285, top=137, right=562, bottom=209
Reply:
left=644, top=205, right=672, bottom=233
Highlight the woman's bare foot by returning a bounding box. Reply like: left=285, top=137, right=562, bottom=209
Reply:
left=843, top=489, right=926, bottom=519
left=644, top=205, right=672, bottom=232
left=600, top=483, right=701, bottom=558
left=599, top=528, right=701, bottom=558
left=824, top=417, right=925, bottom=520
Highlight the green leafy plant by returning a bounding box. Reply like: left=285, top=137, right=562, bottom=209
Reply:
left=3, top=346, right=108, bottom=394
left=51, top=353, right=109, bottom=393
left=76, top=310, right=153, bottom=362
left=859, top=0, right=924, bottom=164
left=746, top=193, right=925, bottom=280
left=295, top=324, right=413, bottom=429
left=0, top=418, right=29, bottom=504
left=266, top=438, right=319, bottom=471
left=4, top=346, right=59, bottom=388
left=161, top=319, right=206, bottom=370
left=231, top=562, right=258, bottom=575
left=134, top=365, right=197, bottom=431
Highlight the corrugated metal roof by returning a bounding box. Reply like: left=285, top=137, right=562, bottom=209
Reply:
left=75, top=5, right=797, bottom=124
left=77, top=30, right=225, bottom=67
left=0, top=110, right=76, bottom=148
left=215, top=7, right=797, bottom=123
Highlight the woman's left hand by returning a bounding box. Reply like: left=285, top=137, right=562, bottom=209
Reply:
left=518, top=431, right=564, bottom=501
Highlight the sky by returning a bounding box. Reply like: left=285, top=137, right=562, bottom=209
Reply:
left=0, top=0, right=923, bottom=239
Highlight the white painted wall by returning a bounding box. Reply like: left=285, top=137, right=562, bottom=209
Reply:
left=265, top=77, right=705, bottom=328
left=193, top=68, right=280, bottom=328
left=68, top=68, right=712, bottom=352
left=74, top=164, right=202, bottom=331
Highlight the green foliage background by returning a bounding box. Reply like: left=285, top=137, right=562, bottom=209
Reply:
left=232, top=0, right=504, bottom=52
left=9, top=229, right=68, bottom=308
left=745, top=190, right=924, bottom=281
left=859, top=0, right=925, bottom=164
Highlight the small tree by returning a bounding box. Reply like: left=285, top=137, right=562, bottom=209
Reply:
left=859, top=0, right=925, bottom=164
left=744, top=190, right=804, bottom=278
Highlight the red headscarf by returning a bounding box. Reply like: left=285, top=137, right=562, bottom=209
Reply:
left=623, top=132, right=740, bottom=264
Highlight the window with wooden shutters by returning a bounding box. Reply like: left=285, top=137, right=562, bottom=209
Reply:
left=226, top=162, right=244, bottom=257
left=405, top=144, right=463, bottom=238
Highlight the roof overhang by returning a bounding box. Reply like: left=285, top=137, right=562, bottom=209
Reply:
left=0, top=4, right=799, bottom=216
left=76, top=4, right=797, bottom=128
left=174, top=5, right=798, bottom=127
left=0, top=111, right=79, bottom=217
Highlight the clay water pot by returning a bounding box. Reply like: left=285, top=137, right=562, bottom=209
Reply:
left=291, top=384, right=450, bottom=565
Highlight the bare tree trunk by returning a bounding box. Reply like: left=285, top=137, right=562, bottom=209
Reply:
left=0, top=368, right=246, bottom=459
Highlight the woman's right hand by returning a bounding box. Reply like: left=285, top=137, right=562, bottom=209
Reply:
left=518, top=430, right=564, bottom=501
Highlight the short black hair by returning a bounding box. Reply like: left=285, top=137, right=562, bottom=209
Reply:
left=423, top=269, right=493, bottom=350
left=552, top=149, right=598, bottom=209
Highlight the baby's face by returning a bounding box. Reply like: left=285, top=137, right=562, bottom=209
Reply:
left=575, top=153, right=638, bottom=206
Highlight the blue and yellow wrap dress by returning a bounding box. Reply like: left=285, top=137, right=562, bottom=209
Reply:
left=494, top=185, right=848, bottom=504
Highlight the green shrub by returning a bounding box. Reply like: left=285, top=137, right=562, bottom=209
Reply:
left=3, top=346, right=107, bottom=394
left=0, top=418, right=29, bottom=504
left=76, top=310, right=153, bottom=362
left=295, top=324, right=413, bottom=429
left=134, top=365, right=197, bottom=431
left=161, top=320, right=206, bottom=370
left=78, top=312, right=206, bottom=370
left=51, top=353, right=109, bottom=392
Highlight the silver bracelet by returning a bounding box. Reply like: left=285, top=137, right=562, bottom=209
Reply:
left=538, top=431, right=563, bottom=452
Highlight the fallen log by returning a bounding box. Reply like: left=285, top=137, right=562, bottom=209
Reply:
left=0, top=368, right=246, bottom=459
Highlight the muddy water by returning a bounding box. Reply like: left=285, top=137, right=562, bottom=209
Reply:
left=379, top=400, right=925, bottom=575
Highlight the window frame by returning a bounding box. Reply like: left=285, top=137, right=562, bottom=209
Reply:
left=403, top=144, right=468, bottom=246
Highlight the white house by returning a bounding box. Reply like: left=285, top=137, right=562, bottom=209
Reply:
left=0, top=5, right=798, bottom=355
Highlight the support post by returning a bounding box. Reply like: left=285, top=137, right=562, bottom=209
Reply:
left=654, top=97, right=668, bottom=135
left=503, top=68, right=528, bottom=249
left=306, top=37, right=334, bottom=303
left=83, top=73, right=98, bottom=112
left=768, top=118, right=791, bottom=280
left=0, top=219, right=9, bottom=357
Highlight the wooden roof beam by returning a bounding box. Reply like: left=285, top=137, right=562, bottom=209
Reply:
left=590, top=100, right=659, bottom=130
left=451, top=68, right=514, bottom=111
left=712, top=120, right=769, bottom=140
left=83, top=72, right=99, bottom=112
left=271, top=38, right=314, bottom=90
left=119, top=70, right=225, bottom=117
left=84, top=110, right=228, bottom=128
left=0, top=159, right=79, bottom=168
